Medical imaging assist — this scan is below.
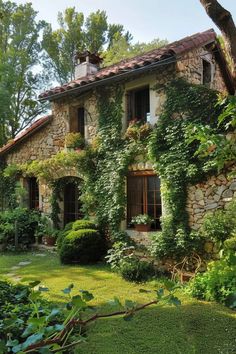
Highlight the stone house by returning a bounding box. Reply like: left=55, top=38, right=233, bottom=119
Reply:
left=0, top=28, right=235, bottom=238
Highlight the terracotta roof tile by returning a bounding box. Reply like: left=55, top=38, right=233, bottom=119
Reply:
left=39, top=29, right=217, bottom=100
left=0, top=115, right=53, bottom=156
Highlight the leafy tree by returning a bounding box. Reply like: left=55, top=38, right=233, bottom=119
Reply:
left=84, top=10, right=108, bottom=53
left=0, top=1, right=48, bottom=146
left=42, top=8, right=134, bottom=83
left=42, top=7, right=166, bottom=83
left=200, top=0, right=236, bottom=86
left=103, top=36, right=168, bottom=66
left=42, top=7, right=85, bottom=84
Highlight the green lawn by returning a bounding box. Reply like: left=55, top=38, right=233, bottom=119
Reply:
left=0, top=251, right=236, bottom=354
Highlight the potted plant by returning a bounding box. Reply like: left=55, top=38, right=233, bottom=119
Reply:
left=65, top=132, right=85, bottom=151
left=44, top=228, right=57, bottom=246
left=125, top=120, right=152, bottom=141
left=36, top=216, right=57, bottom=246
left=131, top=214, right=153, bottom=232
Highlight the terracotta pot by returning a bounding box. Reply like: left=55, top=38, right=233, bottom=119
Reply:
left=134, top=224, right=151, bottom=232
left=45, top=236, right=56, bottom=246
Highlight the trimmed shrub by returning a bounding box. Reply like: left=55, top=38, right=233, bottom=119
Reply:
left=119, top=258, right=155, bottom=282
left=64, top=222, right=74, bottom=232
left=72, top=219, right=96, bottom=231
left=59, top=229, right=106, bottom=264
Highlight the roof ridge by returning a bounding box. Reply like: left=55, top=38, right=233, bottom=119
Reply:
left=39, top=28, right=218, bottom=100
left=0, top=114, right=53, bottom=155
left=98, top=28, right=216, bottom=71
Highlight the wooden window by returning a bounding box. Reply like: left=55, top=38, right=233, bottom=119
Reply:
left=78, top=107, right=85, bottom=137
left=127, top=86, right=150, bottom=122
left=64, top=182, right=83, bottom=226
left=202, top=59, right=212, bottom=85
left=28, top=177, right=39, bottom=210
left=69, top=106, right=85, bottom=136
left=127, top=174, right=162, bottom=230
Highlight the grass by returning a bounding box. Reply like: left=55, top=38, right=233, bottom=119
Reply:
left=0, top=251, right=236, bottom=354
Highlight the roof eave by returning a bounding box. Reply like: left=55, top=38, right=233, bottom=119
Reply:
left=0, top=116, right=53, bottom=156
left=38, top=56, right=176, bottom=102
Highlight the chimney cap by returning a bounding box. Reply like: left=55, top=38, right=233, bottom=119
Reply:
left=75, top=51, right=103, bottom=65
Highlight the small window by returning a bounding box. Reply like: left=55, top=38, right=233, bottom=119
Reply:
left=70, top=106, right=85, bottom=136
left=127, top=174, right=162, bottom=230
left=202, top=59, right=212, bottom=85
left=78, top=107, right=85, bottom=137
left=127, top=86, right=150, bottom=122
left=28, top=177, right=39, bottom=210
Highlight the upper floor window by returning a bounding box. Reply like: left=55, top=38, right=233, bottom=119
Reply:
left=70, top=106, right=85, bottom=137
left=202, top=59, right=212, bottom=86
left=127, top=86, right=150, bottom=123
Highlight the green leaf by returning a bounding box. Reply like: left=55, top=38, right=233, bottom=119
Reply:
left=38, top=286, right=49, bottom=292
left=62, top=283, right=74, bottom=294
left=168, top=295, right=181, bottom=306
left=109, top=296, right=122, bottom=307
left=21, top=333, right=44, bottom=349
left=28, top=280, right=41, bottom=288
left=156, top=288, right=164, bottom=299
left=124, top=300, right=136, bottom=310
left=6, top=339, right=19, bottom=347
left=72, top=294, right=86, bottom=308
left=79, top=289, right=94, bottom=302
left=139, top=289, right=152, bottom=293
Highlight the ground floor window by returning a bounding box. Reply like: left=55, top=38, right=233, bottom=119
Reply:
left=63, top=181, right=83, bottom=226
left=28, top=177, right=39, bottom=210
left=127, top=173, right=162, bottom=230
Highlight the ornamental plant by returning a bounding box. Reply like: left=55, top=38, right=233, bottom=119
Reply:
left=125, top=120, right=153, bottom=141
left=65, top=132, right=85, bottom=149
left=131, top=214, right=153, bottom=225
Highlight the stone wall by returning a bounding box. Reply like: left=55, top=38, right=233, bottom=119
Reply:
left=176, top=47, right=228, bottom=92
left=52, top=90, right=99, bottom=143
left=5, top=115, right=66, bottom=165
left=187, top=169, right=236, bottom=230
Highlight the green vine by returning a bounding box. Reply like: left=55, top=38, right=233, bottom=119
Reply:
left=148, top=78, right=223, bottom=258
left=80, top=87, right=140, bottom=237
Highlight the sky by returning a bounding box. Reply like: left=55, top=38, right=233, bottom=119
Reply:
left=13, top=0, right=236, bottom=43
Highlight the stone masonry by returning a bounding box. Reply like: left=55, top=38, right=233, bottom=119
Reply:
left=187, top=168, right=236, bottom=230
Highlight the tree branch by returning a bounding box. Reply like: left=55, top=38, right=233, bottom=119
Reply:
left=200, top=0, right=236, bottom=82
left=23, top=300, right=158, bottom=352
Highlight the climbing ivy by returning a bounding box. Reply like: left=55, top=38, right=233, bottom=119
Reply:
left=80, top=87, right=140, bottom=236
left=0, top=162, right=20, bottom=210
left=148, top=78, right=223, bottom=259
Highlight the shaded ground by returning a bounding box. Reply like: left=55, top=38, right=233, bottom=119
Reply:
left=0, top=252, right=235, bottom=354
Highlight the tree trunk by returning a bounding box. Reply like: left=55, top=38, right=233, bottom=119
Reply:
left=200, top=0, right=236, bottom=84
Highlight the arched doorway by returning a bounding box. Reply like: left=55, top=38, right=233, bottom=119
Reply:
left=63, top=180, right=83, bottom=226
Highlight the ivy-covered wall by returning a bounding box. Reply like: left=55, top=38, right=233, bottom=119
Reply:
left=0, top=44, right=231, bottom=239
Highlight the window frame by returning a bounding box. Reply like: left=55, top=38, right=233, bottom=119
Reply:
left=69, top=105, right=85, bottom=136
left=126, top=85, right=150, bottom=123
left=126, top=171, right=162, bottom=230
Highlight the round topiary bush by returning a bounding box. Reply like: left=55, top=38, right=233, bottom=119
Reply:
left=59, top=229, right=106, bottom=264
left=64, top=222, right=74, bottom=232
left=72, top=219, right=96, bottom=231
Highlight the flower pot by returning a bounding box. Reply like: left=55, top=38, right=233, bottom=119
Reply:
left=134, top=224, right=151, bottom=232
left=44, top=236, right=56, bottom=246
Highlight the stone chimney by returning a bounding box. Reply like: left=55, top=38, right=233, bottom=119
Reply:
left=74, top=51, right=103, bottom=79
